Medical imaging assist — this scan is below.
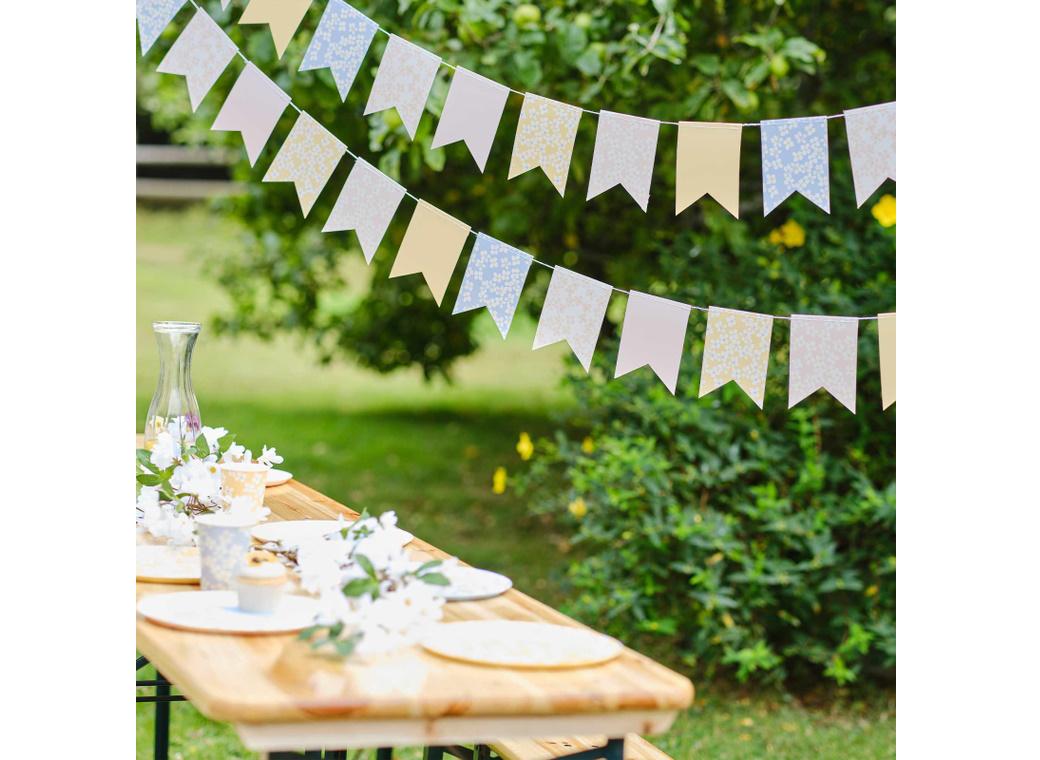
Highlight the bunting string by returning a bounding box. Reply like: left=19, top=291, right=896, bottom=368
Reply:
left=141, top=0, right=896, bottom=411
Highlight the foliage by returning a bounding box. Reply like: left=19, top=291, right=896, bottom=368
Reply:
left=137, top=0, right=896, bottom=687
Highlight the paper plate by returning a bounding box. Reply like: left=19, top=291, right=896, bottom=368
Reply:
left=252, top=520, right=414, bottom=549
left=420, top=621, right=623, bottom=669
left=137, top=590, right=318, bottom=634
left=265, top=469, right=293, bottom=487
left=136, top=545, right=201, bottom=584
left=429, top=565, right=513, bottom=602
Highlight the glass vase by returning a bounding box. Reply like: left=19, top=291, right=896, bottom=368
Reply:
left=144, top=321, right=202, bottom=451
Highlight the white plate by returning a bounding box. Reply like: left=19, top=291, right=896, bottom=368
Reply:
left=137, top=590, right=318, bottom=634
left=251, top=519, right=414, bottom=549
left=423, top=565, right=512, bottom=602
left=420, top=621, right=623, bottom=669
left=136, top=545, right=201, bottom=584
left=265, top=469, right=293, bottom=487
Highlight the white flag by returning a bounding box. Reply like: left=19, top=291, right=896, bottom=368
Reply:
left=788, top=315, right=859, bottom=412
left=137, top=0, right=186, bottom=54
left=844, top=102, right=896, bottom=207
left=431, top=67, right=510, bottom=173
left=364, top=34, right=441, bottom=139
left=156, top=10, right=237, bottom=112
left=533, top=267, right=612, bottom=372
left=615, top=291, right=691, bottom=394
left=263, top=112, right=347, bottom=217
left=586, top=111, right=660, bottom=211
left=323, top=158, right=406, bottom=264
left=211, top=62, right=291, bottom=166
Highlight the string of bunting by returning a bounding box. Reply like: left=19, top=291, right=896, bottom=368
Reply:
left=137, top=0, right=896, bottom=413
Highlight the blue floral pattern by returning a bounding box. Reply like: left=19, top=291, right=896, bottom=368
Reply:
left=760, top=117, right=830, bottom=215
left=299, top=0, right=378, bottom=102
left=452, top=233, right=533, bottom=338
left=137, top=0, right=186, bottom=54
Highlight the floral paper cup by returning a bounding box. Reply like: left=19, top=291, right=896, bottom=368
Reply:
left=220, top=461, right=268, bottom=514
left=195, top=512, right=257, bottom=590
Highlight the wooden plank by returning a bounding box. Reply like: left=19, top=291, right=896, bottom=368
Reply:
left=137, top=144, right=238, bottom=166
left=136, top=178, right=245, bottom=201
left=492, top=733, right=673, bottom=760
left=136, top=480, right=694, bottom=733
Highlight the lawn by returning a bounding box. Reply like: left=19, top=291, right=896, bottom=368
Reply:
left=136, top=205, right=894, bottom=759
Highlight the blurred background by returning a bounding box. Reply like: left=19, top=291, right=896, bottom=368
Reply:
left=137, top=0, right=895, bottom=757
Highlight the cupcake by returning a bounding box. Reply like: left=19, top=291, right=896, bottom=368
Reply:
left=237, top=550, right=287, bottom=613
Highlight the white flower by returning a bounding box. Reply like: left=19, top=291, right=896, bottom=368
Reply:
left=170, top=457, right=221, bottom=507
left=200, top=426, right=228, bottom=451
left=136, top=493, right=196, bottom=546
left=258, top=446, right=283, bottom=467
left=149, top=432, right=179, bottom=470
left=221, top=443, right=251, bottom=464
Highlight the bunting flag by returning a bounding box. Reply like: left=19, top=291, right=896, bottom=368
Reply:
left=363, top=34, right=441, bottom=140
left=508, top=94, right=583, bottom=197
left=845, top=102, right=896, bottom=207
left=156, top=10, right=237, bottom=112
left=615, top=292, right=692, bottom=394
left=322, top=158, right=406, bottom=263
left=238, top=0, right=312, bottom=59
left=877, top=312, right=896, bottom=410
left=389, top=200, right=471, bottom=305
left=211, top=62, right=291, bottom=166
left=698, top=307, right=774, bottom=408
left=675, top=122, right=742, bottom=218
left=298, top=0, right=378, bottom=102
left=452, top=233, right=533, bottom=338
left=222, top=0, right=232, bottom=8
left=431, top=67, right=510, bottom=173
left=788, top=315, right=859, bottom=412
left=262, top=111, right=347, bottom=216
left=533, top=267, right=612, bottom=372
left=761, top=117, right=830, bottom=215
left=137, top=0, right=186, bottom=54
left=586, top=111, right=660, bottom=211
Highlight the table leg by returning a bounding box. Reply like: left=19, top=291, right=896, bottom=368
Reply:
left=376, top=749, right=394, bottom=760
left=154, top=673, right=170, bottom=760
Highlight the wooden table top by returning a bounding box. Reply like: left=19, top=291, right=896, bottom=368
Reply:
left=136, top=479, right=694, bottom=727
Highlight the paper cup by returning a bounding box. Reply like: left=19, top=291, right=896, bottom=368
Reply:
left=196, top=512, right=257, bottom=590
left=221, top=461, right=268, bottom=513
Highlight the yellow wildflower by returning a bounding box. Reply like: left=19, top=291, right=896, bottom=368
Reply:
left=722, top=613, right=735, bottom=629
left=516, top=432, right=534, bottom=461
left=568, top=497, right=588, bottom=519
left=740, top=717, right=754, bottom=727
left=865, top=584, right=879, bottom=597
left=871, top=194, right=896, bottom=227
left=768, top=219, right=806, bottom=248
left=492, top=467, right=507, bottom=494
left=581, top=436, right=595, bottom=454
left=706, top=551, right=724, bottom=566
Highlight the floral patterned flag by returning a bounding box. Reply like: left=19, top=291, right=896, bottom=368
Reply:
left=508, top=94, right=583, bottom=196
left=614, top=291, right=692, bottom=395
left=322, top=158, right=406, bottom=263
left=844, top=102, right=896, bottom=207
left=238, top=0, right=312, bottom=59
left=533, top=267, right=612, bottom=372
left=263, top=112, right=347, bottom=217
left=761, top=116, right=830, bottom=215
left=698, top=307, right=774, bottom=408
left=452, top=233, right=533, bottom=338
left=211, top=62, right=291, bottom=166
left=298, top=0, right=378, bottom=101
left=788, top=315, right=859, bottom=413
left=431, top=67, right=511, bottom=173
left=675, top=122, right=742, bottom=218
left=586, top=111, right=660, bottom=211
left=156, top=10, right=237, bottom=112
left=389, top=201, right=471, bottom=305
left=137, top=0, right=186, bottom=54
left=877, top=312, right=896, bottom=410
left=364, top=34, right=441, bottom=139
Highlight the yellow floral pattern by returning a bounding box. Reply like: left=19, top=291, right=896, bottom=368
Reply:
left=263, top=112, right=347, bottom=217
left=698, top=307, right=774, bottom=408
left=508, top=94, right=583, bottom=196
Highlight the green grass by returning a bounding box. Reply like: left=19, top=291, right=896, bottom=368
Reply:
left=136, top=205, right=894, bottom=759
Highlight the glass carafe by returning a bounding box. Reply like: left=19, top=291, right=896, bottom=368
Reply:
left=144, top=321, right=202, bottom=450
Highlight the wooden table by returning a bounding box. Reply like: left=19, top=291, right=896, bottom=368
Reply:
left=136, top=479, right=694, bottom=758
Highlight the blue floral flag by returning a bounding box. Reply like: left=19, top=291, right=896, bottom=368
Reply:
left=299, top=0, right=378, bottom=101
left=137, top=0, right=186, bottom=54
left=452, top=233, right=533, bottom=338
left=760, top=116, right=830, bottom=215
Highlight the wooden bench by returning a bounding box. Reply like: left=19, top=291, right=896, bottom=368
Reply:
left=491, top=734, right=673, bottom=759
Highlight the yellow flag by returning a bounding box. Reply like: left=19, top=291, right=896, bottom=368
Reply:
left=878, top=312, right=896, bottom=410
left=390, top=201, right=471, bottom=305
left=238, top=0, right=312, bottom=59
left=676, top=122, right=742, bottom=218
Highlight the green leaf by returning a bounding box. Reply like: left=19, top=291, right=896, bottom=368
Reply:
left=341, top=577, right=379, bottom=598
left=354, top=553, right=377, bottom=579
left=415, top=560, right=443, bottom=574
left=137, top=474, right=161, bottom=487
left=419, top=572, right=451, bottom=586
left=298, top=626, right=320, bottom=641
left=136, top=449, right=154, bottom=470
left=690, top=54, right=720, bottom=76
left=574, top=48, right=602, bottom=77
left=195, top=434, right=210, bottom=459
